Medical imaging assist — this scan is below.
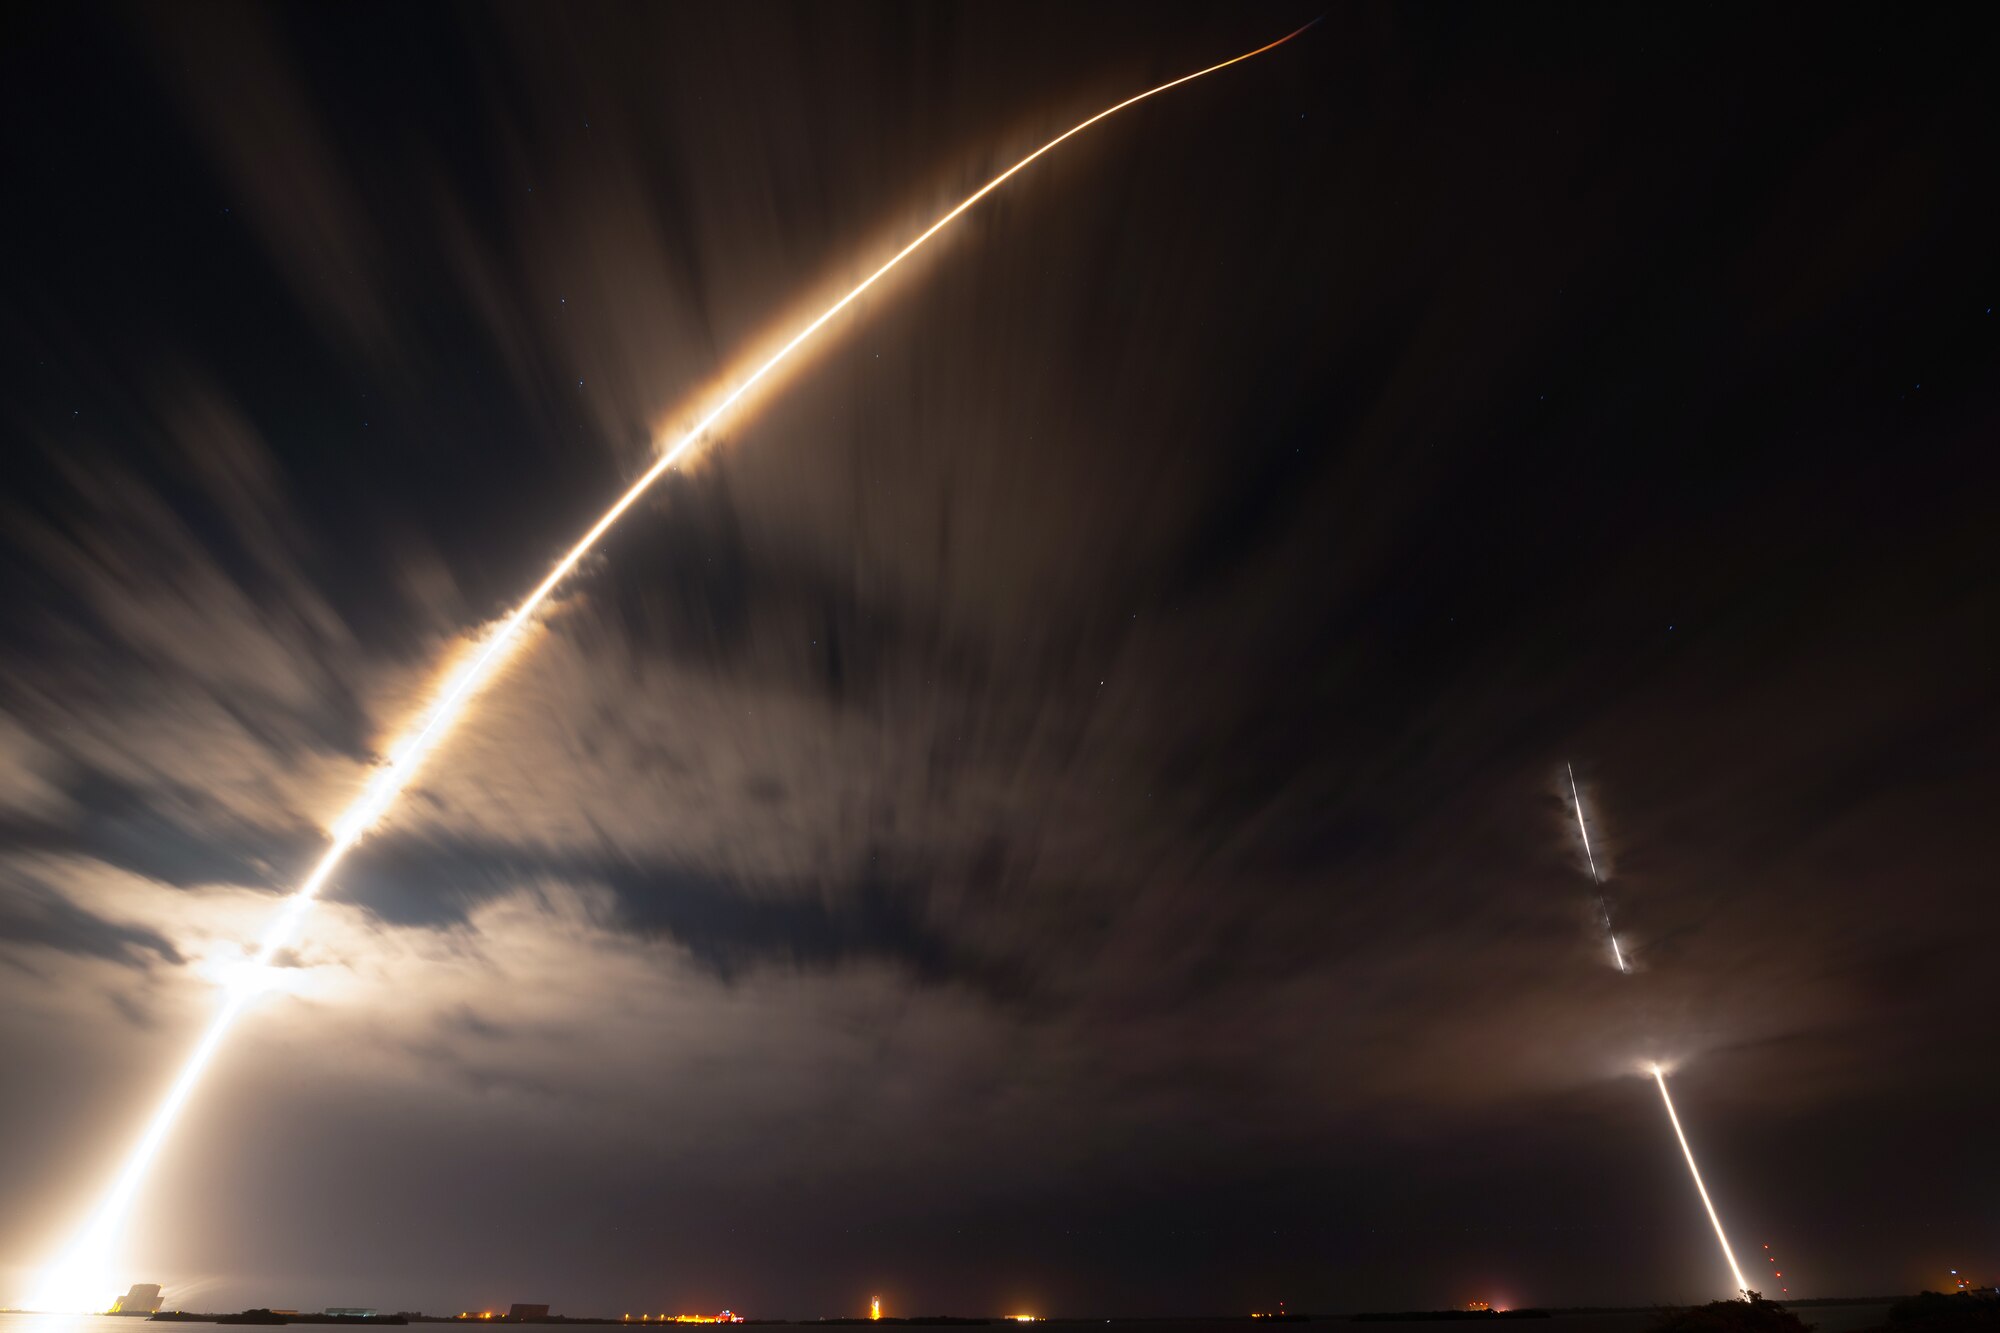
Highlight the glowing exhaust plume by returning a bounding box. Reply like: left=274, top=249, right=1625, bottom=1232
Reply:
left=25, top=20, right=1317, bottom=1313
left=26, top=628, right=526, bottom=1312
left=1566, top=761, right=1629, bottom=973
left=1651, top=1064, right=1750, bottom=1297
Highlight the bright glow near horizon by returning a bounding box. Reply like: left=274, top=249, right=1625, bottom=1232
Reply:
left=21, top=20, right=1317, bottom=1313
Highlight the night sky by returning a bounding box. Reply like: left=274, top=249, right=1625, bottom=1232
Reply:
left=2, top=1, right=1996, bottom=1317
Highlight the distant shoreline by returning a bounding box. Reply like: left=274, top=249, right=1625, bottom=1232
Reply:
left=0, top=1304, right=1904, bottom=1320
left=0, top=1302, right=1913, bottom=1327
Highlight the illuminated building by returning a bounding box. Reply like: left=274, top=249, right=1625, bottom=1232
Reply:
left=110, top=1284, right=164, bottom=1315
left=326, top=1310, right=378, bottom=1318
left=1466, top=1304, right=1491, bottom=1314
left=871, top=1299, right=882, bottom=1321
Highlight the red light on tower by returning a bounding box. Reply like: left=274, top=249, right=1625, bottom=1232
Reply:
left=1759, top=1241, right=1798, bottom=1297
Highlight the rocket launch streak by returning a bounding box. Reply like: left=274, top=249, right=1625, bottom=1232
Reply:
left=1567, top=761, right=1629, bottom=973
left=1652, top=1064, right=1750, bottom=1297
left=27, top=20, right=1316, bottom=1313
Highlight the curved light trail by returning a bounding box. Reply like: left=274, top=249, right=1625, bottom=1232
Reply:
left=27, top=19, right=1317, bottom=1312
